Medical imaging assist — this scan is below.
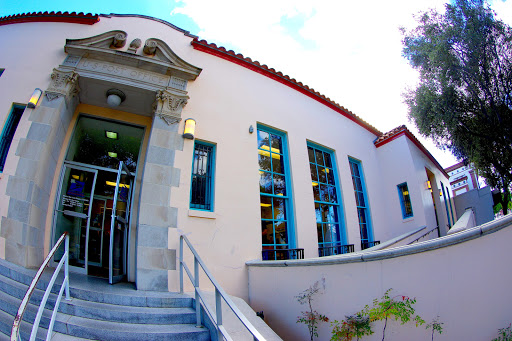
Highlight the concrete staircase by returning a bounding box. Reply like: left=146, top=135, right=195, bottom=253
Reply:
left=0, top=259, right=211, bottom=340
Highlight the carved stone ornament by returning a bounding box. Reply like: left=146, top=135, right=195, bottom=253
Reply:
left=112, top=32, right=127, bottom=48
left=153, top=89, right=189, bottom=125
left=45, top=68, right=80, bottom=101
left=143, top=39, right=158, bottom=55
left=128, top=38, right=142, bottom=53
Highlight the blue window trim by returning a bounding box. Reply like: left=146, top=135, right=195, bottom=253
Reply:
left=257, top=124, right=296, bottom=250
left=397, top=182, right=414, bottom=219
left=307, top=142, right=347, bottom=250
left=0, top=104, right=25, bottom=173
left=189, top=140, right=216, bottom=212
left=348, top=158, right=374, bottom=244
left=440, top=182, right=452, bottom=227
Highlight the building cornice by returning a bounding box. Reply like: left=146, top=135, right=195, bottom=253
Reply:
left=0, top=11, right=99, bottom=26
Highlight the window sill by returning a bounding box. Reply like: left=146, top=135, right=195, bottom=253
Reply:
left=402, top=217, right=414, bottom=223
left=188, top=210, right=216, bottom=219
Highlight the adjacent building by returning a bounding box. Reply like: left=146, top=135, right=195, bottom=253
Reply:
left=0, top=12, right=456, bottom=299
left=445, top=161, right=480, bottom=196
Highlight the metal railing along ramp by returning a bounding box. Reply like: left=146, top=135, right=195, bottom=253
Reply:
left=180, top=235, right=266, bottom=341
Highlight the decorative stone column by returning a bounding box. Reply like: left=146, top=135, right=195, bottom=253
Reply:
left=136, top=88, right=188, bottom=291
left=1, top=68, right=79, bottom=267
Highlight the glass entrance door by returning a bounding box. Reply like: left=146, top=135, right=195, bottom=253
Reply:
left=109, top=161, right=133, bottom=284
left=54, top=161, right=133, bottom=283
left=53, top=164, right=98, bottom=272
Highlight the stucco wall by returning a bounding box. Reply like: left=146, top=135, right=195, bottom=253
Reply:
left=374, top=135, right=428, bottom=242
left=247, top=215, right=512, bottom=341
left=0, top=15, right=461, bottom=298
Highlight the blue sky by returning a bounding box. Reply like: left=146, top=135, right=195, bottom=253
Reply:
left=1, top=0, right=511, bottom=168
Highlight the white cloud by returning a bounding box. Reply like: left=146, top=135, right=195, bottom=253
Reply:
left=172, top=0, right=510, bottom=167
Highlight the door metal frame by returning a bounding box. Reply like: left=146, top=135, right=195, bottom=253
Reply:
left=52, top=162, right=98, bottom=274
left=109, top=161, right=134, bottom=284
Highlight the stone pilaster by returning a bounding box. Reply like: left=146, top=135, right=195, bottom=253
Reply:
left=135, top=89, right=186, bottom=291
left=1, top=69, right=79, bottom=268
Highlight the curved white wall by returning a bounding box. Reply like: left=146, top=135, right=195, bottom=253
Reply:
left=247, top=215, right=512, bottom=340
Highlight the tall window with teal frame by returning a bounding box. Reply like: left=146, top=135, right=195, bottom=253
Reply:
left=257, top=126, right=295, bottom=260
left=308, top=143, right=349, bottom=256
left=397, top=182, right=413, bottom=219
left=0, top=104, right=25, bottom=172
left=349, top=158, right=375, bottom=250
left=190, top=141, right=215, bottom=211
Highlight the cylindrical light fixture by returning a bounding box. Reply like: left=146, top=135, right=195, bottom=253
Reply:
left=28, top=88, right=42, bottom=108
left=183, top=118, right=196, bottom=139
left=106, top=89, right=126, bottom=107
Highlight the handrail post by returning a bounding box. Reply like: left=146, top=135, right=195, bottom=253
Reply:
left=179, top=236, right=184, bottom=294
left=215, top=288, right=223, bottom=340
left=194, top=256, right=201, bottom=328
left=64, top=234, right=70, bottom=300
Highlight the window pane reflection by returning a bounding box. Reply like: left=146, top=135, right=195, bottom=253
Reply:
left=309, top=145, right=344, bottom=256
left=258, top=127, right=291, bottom=254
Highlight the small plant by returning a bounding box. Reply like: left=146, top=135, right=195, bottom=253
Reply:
left=331, top=314, right=373, bottom=341
left=425, top=316, right=443, bottom=341
left=296, top=278, right=329, bottom=341
left=493, top=324, right=512, bottom=341
left=363, top=289, right=425, bottom=341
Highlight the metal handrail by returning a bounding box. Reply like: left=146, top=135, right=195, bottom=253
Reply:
left=11, top=233, right=70, bottom=341
left=408, top=227, right=439, bottom=244
left=180, top=235, right=266, bottom=341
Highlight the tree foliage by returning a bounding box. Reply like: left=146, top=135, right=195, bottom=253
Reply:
left=402, top=0, right=512, bottom=213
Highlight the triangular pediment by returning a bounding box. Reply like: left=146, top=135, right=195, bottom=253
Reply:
left=64, top=30, right=201, bottom=80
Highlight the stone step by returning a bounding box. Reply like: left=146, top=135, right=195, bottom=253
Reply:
left=53, top=314, right=210, bottom=341
left=0, top=307, right=57, bottom=341
left=0, top=260, right=212, bottom=340
left=58, top=298, right=196, bottom=324
left=0, top=260, right=193, bottom=309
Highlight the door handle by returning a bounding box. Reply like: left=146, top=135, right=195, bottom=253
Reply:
left=56, top=210, right=88, bottom=219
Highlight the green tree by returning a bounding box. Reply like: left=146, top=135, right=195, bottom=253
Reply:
left=402, top=0, right=512, bottom=213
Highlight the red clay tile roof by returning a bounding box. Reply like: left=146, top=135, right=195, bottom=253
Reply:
left=0, top=12, right=99, bottom=26
left=191, top=38, right=383, bottom=137
left=375, top=125, right=449, bottom=179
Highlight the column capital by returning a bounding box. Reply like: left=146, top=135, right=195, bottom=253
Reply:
left=45, top=68, right=80, bottom=102
left=153, top=88, right=189, bottom=125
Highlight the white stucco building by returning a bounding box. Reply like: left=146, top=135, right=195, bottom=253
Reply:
left=0, top=12, right=457, bottom=301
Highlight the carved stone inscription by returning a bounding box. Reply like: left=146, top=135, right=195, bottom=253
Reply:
left=77, top=59, right=170, bottom=87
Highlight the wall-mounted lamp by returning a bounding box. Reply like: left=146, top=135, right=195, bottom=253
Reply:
left=439, top=190, right=443, bottom=197
left=183, top=118, right=196, bottom=139
left=426, top=180, right=432, bottom=192
left=28, top=88, right=42, bottom=108
left=106, top=89, right=126, bottom=107
left=249, top=125, right=254, bottom=134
